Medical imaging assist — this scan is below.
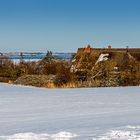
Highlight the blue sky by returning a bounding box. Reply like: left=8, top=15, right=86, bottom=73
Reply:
left=0, top=0, right=140, bottom=52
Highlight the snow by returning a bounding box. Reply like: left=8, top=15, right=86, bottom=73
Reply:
left=70, top=65, right=77, bottom=72
left=95, top=53, right=109, bottom=65
left=92, top=125, right=140, bottom=140
left=0, top=83, right=140, bottom=139
left=0, top=132, right=77, bottom=140
left=11, top=59, right=40, bottom=64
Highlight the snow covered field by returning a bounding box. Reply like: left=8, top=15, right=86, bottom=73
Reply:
left=0, top=83, right=140, bottom=140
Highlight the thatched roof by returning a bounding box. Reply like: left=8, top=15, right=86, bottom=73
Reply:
left=71, top=46, right=140, bottom=72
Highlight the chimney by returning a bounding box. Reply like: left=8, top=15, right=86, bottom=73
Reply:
left=108, top=45, right=112, bottom=49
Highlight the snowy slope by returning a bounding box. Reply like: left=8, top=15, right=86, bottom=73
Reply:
left=0, top=83, right=140, bottom=140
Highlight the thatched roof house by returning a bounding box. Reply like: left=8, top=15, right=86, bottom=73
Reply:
left=71, top=45, right=140, bottom=73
